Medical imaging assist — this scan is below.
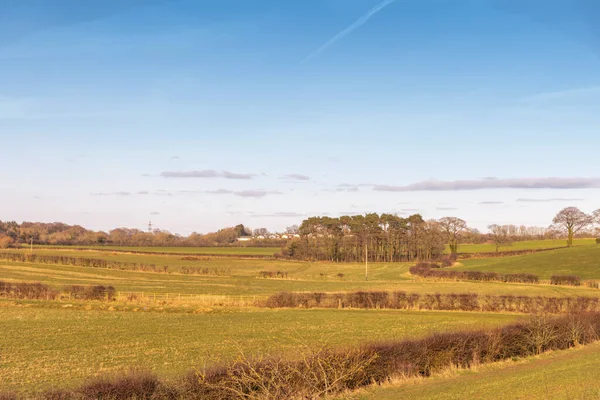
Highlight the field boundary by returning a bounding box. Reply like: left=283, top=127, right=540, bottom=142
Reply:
left=19, top=246, right=277, bottom=259
left=456, top=246, right=567, bottom=259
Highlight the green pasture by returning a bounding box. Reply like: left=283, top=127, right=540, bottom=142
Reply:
left=457, top=244, right=600, bottom=280
left=358, top=342, right=600, bottom=400
left=450, top=238, right=595, bottom=254
left=0, top=305, right=519, bottom=394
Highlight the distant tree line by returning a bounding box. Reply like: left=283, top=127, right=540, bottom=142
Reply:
left=0, top=222, right=281, bottom=248
left=0, top=206, right=598, bottom=251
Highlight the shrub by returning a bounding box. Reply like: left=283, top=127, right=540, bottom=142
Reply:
left=65, top=285, right=117, bottom=301
left=551, top=275, right=581, bottom=286
left=596, top=238, right=600, bottom=245
left=78, top=370, right=168, bottom=400
left=439, top=255, right=455, bottom=267
left=586, top=281, right=599, bottom=289
left=0, top=281, right=59, bottom=300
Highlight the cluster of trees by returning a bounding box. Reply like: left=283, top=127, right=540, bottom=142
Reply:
left=282, top=213, right=446, bottom=262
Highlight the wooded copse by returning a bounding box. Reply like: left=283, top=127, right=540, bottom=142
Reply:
left=0, top=206, right=598, bottom=251
left=282, top=213, right=446, bottom=262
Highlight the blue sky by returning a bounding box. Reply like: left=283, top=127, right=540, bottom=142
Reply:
left=1, top=0, right=599, bottom=234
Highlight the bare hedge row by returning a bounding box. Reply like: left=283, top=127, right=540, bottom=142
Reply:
left=410, top=263, right=540, bottom=283
left=0, top=281, right=116, bottom=301
left=0, top=252, right=230, bottom=276
left=0, top=252, right=161, bottom=271
left=410, top=263, right=587, bottom=287
left=457, top=247, right=565, bottom=259
left=263, top=291, right=600, bottom=314
left=5, top=312, right=600, bottom=399
left=550, top=275, right=582, bottom=286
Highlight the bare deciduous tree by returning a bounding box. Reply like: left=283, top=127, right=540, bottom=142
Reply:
left=551, top=207, right=593, bottom=247
left=438, top=217, right=467, bottom=254
left=0, top=235, right=14, bottom=249
left=487, top=224, right=513, bottom=252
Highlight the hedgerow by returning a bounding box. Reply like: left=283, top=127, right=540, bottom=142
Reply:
left=410, top=263, right=539, bottom=284
left=263, top=291, right=600, bottom=314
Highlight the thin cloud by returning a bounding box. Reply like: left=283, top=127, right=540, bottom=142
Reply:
left=223, top=171, right=256, bottom=180
left=91, top=192, right=132, bottom=196
left=205, top=189, right=234, bottom=195
left=137, top=191, right=149, bottom=195
left=282, top=174, right=310, bottom=181
left=331, top=186, right=360, bottom=193
left=373, top=177, right=600, bottom=192
left=150, top=212, right=160, bottom=216
left=479, top=201, right=504, bottom=205
left=234, top=190, right=282, bottom=198
left=517, top=198, right=585, bottom=203
left=160, top=170, right=256, bottom=180
left=252, top=212, right=305, bottom=218
left=437, top=207, right=458, bottom=211
left=302, top=0, right=397, bottom=62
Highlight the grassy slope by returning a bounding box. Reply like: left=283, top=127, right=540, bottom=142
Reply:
left=25, top=245, right=281, bottom=256
left=358, top=342, right=600, bottom=400
left=457, top=245, right=600, bottom=280
left=0, top=305, right=518, bottom=394
left=451, top=238, right=594, bottom=254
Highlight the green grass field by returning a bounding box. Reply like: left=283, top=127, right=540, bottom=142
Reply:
left=0, top=305, right=519, bottom=394
left=457, top=244, right=600, bottom=280
left=450, top=238, right=595, bottom=254
left=357, top=342, right=600, bottom=400
left=25, top=245, right=281, bottom=256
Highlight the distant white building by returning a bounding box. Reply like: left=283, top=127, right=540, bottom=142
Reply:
left=237, top=236, right=253, bottom=242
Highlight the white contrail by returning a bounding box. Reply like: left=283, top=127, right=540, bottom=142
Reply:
left=302, top=0, right=398, bottom=63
